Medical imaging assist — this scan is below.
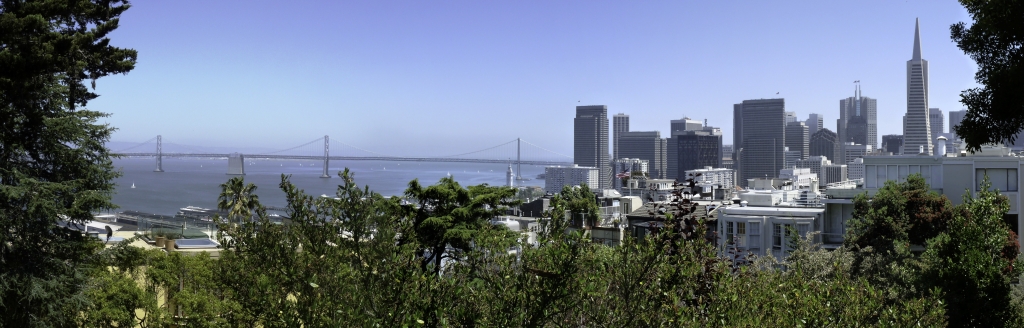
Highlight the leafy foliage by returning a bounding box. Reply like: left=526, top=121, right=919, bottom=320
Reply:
left=921, top=179, right=1022, bottom=327
left=950, top=0, right=1024, bottom=151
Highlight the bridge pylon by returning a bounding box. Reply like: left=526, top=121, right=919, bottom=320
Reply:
left=516, top=138, right=522, bottom=180
left=154, top=135, right=164, bottom=172
left=321, top=135, right=330, bottom=178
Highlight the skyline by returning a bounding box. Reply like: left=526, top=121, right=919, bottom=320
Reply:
left=93, top=1, right=977, bottom=156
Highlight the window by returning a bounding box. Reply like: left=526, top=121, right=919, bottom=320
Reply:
left=726, top=222, right=748, bottom=247
left=866, top=165, right=877, bottom=188
left=748, top=222, right=761, bottom=251
left=773, top=223, right=783, bottom=248
left=726, top=221, right=734, bottom=245
left=797, top=223, right=810, bottom=239
left=977, top=168, right=1019, bottom=192
left=898, top=165, right=909, bottom=181
left=887, top=165, right=898, bottom=184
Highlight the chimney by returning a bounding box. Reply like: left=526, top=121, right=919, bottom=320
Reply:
left=936, top=136, right=947, bottom=158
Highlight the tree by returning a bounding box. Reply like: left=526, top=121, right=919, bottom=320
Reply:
left=556, top=183, right=599, bottom=227
left=403, top=177, right=519, bottom=275
left=844, top=174, right=953, bottom=299
left=921, top=178, right=1021, bottom=327
left=0, top=0, right=136, bottom=325
left=950, top=0, right=1024, bottom=151
left=845, top=174, right=953, bottom=252
left=217, top=176, right=263, bottom=224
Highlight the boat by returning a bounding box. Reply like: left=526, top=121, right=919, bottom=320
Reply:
left=131, top=182, right=135, bottom=189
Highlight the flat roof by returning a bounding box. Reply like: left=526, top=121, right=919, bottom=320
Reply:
left=720, top=206, right=824, bottom=217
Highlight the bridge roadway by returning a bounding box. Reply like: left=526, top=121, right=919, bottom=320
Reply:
left=114, top=153, right=573, bottom=166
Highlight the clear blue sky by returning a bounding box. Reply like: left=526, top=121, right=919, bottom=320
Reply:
left=93, top=0, right=977, bottom=157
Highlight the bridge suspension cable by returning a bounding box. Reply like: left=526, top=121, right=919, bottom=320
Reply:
left=163, top=140, right=208, bottom=154
left=520, top=139, right=572, bottom=159
left=110, top=136, right=158, bottom=153
left=262, top=137, right=325, bottom=155
left=438, top=139, right=518, bottom=158
left=331, top=139, right=395, bottom=157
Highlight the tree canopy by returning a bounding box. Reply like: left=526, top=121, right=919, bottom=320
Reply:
left=0, top=0, right=136, bottom=325
left=950, top=0, right=1024, bottom=151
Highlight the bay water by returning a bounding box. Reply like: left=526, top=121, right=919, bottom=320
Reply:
left=111, top=158, right=545, bottom=216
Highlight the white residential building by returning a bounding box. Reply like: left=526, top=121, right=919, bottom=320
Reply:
left=544, top=165, right=600, bottom=194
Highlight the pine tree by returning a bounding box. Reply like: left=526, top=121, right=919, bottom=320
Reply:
left=0, top=0, right=136, bottom=325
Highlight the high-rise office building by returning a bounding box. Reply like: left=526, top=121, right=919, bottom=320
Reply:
left=809, top=128, right=839, bottom=162
left=574, top=105, right=610, bottom=190
left=784, top=148, right=801, bottom=170
left=675, top=130, right=722, bottom=179
left=666, top=117, right=703, bottom=180
left=822, top=163, right=849, bottom=185
left=838, top=84, right=877, bottom=163
left=619, top=131, right=667, bottom=179
left=882, top=134, right=904, bottom=155
left=806, top=113, right=824, bottom=137
left=948, top=109, right=967, bottom=141
left=785, top=121, right=809, bottom=160
left=904, top=18, right=933, bottom=155
left=613, top=113, right=629, bottom=161
left=842, top=143, right=872, bottom=165
left=785, top=111, right=798, bottom=123
left=735, top=99, right=786, bottom=186
left=929, top=108, right=944, bottom=138
left=848, top=158, right=865, bottom=181
left=797, top=156, right=831, bottom=187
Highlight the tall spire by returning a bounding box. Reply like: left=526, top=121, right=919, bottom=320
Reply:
left=912, top=18, right=922, bottom=60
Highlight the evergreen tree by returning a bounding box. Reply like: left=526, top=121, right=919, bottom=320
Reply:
left=0, top=0, right=136, bottom=325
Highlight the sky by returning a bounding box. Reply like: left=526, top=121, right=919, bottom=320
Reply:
left=92, top=0, right=978, bottom=157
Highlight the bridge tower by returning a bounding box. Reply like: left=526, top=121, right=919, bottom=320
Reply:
left=154, top=135, right=164, bottom=172
left=227, top=153, right=245, bottom=175
left=516, top=138, right=522, bottom=180
left=321, top=135, right=330, bottom=178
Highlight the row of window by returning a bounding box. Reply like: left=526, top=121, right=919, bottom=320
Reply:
left=864, top=165, right=1020, bottom=193
left=977, top=168, right=1019, bottom=192
left=723, top=221, right=810, bottom=251
left=864, top=164, right=942, bottom=189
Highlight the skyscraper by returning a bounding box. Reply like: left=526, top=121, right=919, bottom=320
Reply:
left=929, top=108, right=944, bottom=138
left=948, top=109, right=967, bottom=141
left=785, top=121, right=809, bottom=160
left=904, top=18, right=933, bottom=155
left=666, top=117, right=703, bottom=180
left=736, top=99, right=786, bottom=186
left=882, top=134, right=904, bottom=155
left=619, top=131, right=667, bottom=179
left=809, top=128, right=839, bottom=163
left=574, top=105, right=609, bottom=190
left=838, top=83, right=877, bottom=162
left=613, top=113, right=629, bottom=160
left=806, top=113, right=824, bottom=137
left=675, top=130, right=722, bottom=179
left=785, top=111, right=798, bottom=123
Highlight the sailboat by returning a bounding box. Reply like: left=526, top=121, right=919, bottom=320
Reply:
left=131, top=182, right=135, bottom=189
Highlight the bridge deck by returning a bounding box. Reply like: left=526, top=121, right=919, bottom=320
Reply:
left=113, top=153, right=572, bottom=166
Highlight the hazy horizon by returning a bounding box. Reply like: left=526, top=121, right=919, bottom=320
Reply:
left=95, top=1, right=977, bottom=156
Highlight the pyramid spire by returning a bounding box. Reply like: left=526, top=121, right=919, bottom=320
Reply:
left=912, top=18, right=922, bottom=60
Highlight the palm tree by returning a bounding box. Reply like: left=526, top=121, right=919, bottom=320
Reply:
left=218, top=177, right=261, bottom=224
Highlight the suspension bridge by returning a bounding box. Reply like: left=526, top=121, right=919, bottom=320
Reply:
left=111, top=135, right=573, bottom=178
